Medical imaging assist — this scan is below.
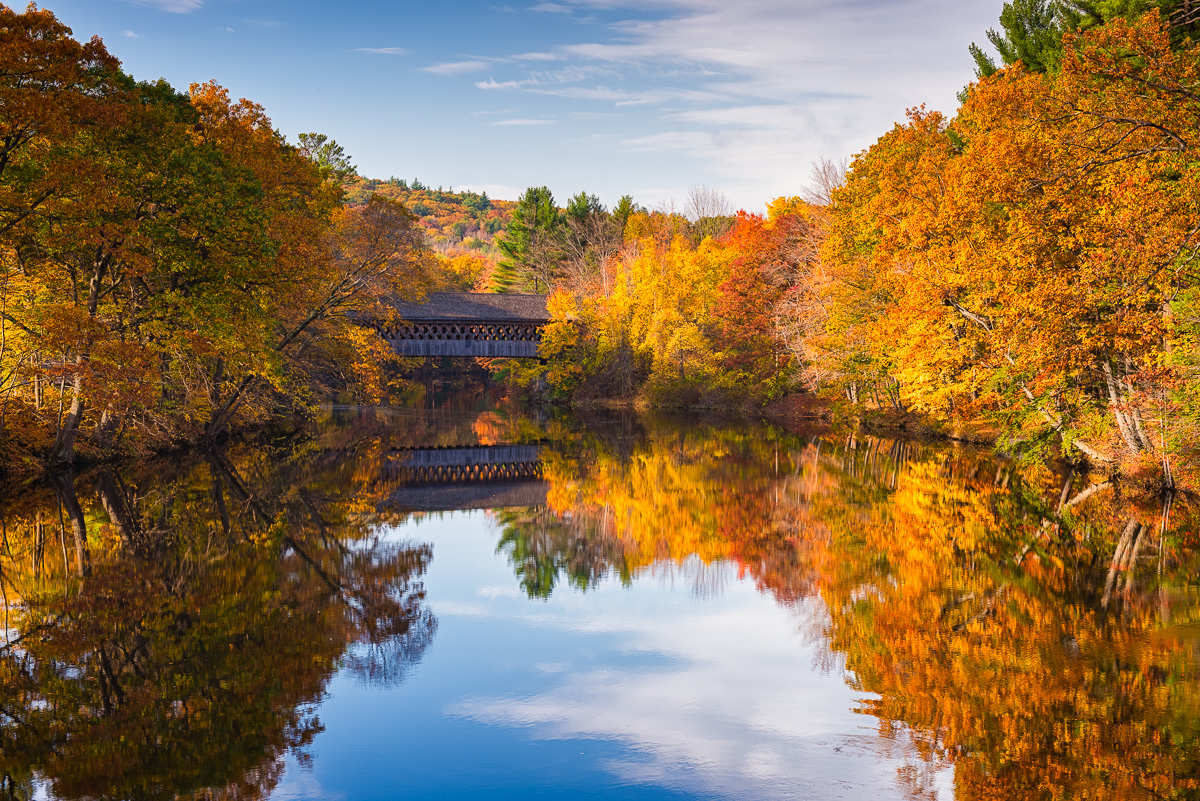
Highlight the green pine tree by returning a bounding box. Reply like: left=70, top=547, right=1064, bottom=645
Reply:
left=492, top=186, right=560, bottom=293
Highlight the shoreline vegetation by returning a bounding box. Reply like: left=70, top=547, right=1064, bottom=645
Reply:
left=3, top=4, right=1200, bottom=495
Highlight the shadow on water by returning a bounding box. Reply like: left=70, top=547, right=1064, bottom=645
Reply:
left=2, top=392, right=1200, bottom=799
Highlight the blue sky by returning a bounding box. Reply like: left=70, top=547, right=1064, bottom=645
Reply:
left=43, top=0, right=1006, bottom=211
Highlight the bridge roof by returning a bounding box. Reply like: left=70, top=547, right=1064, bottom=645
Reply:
left=389, top=292, right=549, bottom=322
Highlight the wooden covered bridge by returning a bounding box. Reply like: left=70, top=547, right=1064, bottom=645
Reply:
left=368, top=293, right=550, bottom=358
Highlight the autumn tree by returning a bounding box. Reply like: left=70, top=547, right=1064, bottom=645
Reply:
left=814, top=13, right=1200, bottom=474
left=0, top=6, right=126, bottom=459
left=0, top=6, right=438, bottom=468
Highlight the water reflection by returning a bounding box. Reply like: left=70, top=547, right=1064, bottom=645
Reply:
left=492, top=422, right=1200, bottom=800
left=1, top=400, right=1199, bottom=800
left=0, top=439, right=436, bottom=800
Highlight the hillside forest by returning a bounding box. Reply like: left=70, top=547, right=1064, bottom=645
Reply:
left=2, top=2, right=1200, bottom=491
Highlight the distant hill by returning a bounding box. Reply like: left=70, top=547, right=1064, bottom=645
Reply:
left=343, top=178, right=514, bottom=255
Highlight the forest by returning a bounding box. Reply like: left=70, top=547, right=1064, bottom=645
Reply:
left=3, top=1, right=1200, bottom=492
left=498, top=2, right=1200, bottom=492
left=0, top=7, right=462, bottom=471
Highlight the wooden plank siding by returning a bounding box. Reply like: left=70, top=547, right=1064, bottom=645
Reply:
left=365, top=292, right=550, bottom=359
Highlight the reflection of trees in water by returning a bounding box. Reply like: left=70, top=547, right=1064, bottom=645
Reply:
left=315, top=390, right=554, bottom=453
left=494, top=506, right=631, bottom=598
left=492, top=419, right=810, bottom=599
left=790, top=436, right=1200, bottom=801
left=496, top=419, right=1200, bottom=800
left=0, top=434, right=437, bottom=800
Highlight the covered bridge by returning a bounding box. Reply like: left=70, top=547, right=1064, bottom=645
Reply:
left=370, top=292, right=550, bottom=358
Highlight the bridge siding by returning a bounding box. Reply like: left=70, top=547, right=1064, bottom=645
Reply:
left=385, top=337, right=542, bottom=358
left=382, top=481, right=549, bottom=512
left=373, top=292, right=548, bottom=359
left=391, top=445, right=541, bottom=468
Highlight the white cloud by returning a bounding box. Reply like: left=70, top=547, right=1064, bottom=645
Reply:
left=122, top=29, right=140, bottom=38
left=423, top=59, right=499, bottom=75
left=491, top=118, right=557, bottom=126
left=354, top=47, right=408, bottom=55
left=531, top=2, right=574, bottom=12
left=513, top=51, right=563, bottom=61
left=476, top=76, right=725, bottom=106
left=451, top=0, right=1005, bottom=207
left=126, top=0, right=202, bottom=11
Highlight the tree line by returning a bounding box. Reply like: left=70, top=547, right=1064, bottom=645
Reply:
left=522, top=2, right=1200, bottom=488
left=0, top=7, right=438, bottom=470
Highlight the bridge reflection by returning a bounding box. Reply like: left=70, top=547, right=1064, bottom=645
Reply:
left=379, top=444, right=547, bottom=512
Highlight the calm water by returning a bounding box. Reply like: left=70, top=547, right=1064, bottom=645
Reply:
left=3, top=395, right=1199, bottom=800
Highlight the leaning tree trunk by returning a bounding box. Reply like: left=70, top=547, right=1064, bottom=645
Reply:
left=49, top=371, right=85, bottom=466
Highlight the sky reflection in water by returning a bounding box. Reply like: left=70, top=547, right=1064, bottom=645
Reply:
left=7, top=400, right=1200, bottom=800
left=273, top=512, right=936, bottom=801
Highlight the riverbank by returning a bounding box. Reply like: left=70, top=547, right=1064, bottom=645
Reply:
left=762, top=393, right=998, bottom=444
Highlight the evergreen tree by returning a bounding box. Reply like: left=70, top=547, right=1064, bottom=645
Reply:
left=492, top=186, right=560, bottom=293
left=970, top=0, right=1062, bottom=77
left=969, top=0, right=1198, bottom=80
left=296, top=132, right=356, bottom=180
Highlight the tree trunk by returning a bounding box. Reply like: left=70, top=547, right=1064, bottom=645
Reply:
left=1102, top=361, right=1143, bottom=453
left=94, top=405, right=118, bottom=450
left=49, top=371, right=84, bottom=465
left=50, top=472, right=90, bottom=577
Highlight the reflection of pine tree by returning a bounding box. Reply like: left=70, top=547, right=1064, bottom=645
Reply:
left=494, top=506, right=631, bottom=598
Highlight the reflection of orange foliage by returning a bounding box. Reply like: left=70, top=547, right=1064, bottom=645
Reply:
left=532, top=422, right=1200, bottom=800
left=544, top=439, right=745, bottom=570
left=796, top=440, right=1200, bottom=801
left=471, top=412, right=510, bottom=445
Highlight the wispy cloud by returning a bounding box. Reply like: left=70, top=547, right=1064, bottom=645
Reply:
left=423, top=59, right=498, bottom=75
left=477, top=76, right=727, bottom=107
left=513, top=51, right=562, bottom=61
left=491, top=118, right=557, bottom=126
left=355, top=46, right=408, bottom=55
left=122, top=29, right=141, bottom=38
left=447, top=0, right=1003, bottom=206
left=125, top=0, right=203, bottom=11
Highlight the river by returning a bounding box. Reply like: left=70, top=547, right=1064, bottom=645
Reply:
left=1, top=391, right=1197, bottom=800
